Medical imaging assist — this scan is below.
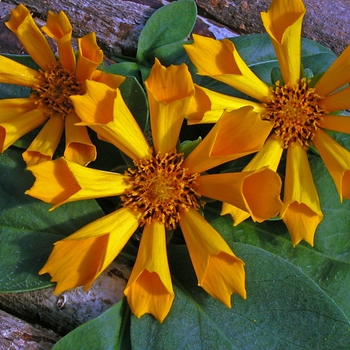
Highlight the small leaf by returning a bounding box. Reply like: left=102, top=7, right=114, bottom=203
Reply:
left=137, top=0, right=197, bottom=65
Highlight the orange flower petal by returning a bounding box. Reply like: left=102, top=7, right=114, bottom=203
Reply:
left=42, top=11, right=76, bottom=72
left=184, top=34, right=271, bottom=101
left=186, top=84, right=265, bottom=125
left=261, top=0, right=306, bottom=84
left=39, top=208, right=139, bottom=294
left=91, top=70, right=126, bottom=89
left=75, top=32, right=103, bottom=81
left=64, top=112, right=96, bottom=166
left=179, top=208, right=246, bottom=307
left=145, top=59, right=194, bottom=154
left=313, top=129, right=350, bottom=201
left=183, top=106, right=273, bottom=174
left=320, top=115, right=350, bottom=134
left=198, top=167, right=282, bottom=222
left=5, top=4, right=56, bottom=70
left=220, top=136, right=284, bottom=225
left=71, top=80, right=149, bottom=160
left=0, top=55, right=40, bottom=87
left=124, top=222, right=174, bottom=322
left=315, top=45, right=350, bottom=96
left=22, top=115, right=64, bottom=166
left=321, top=86, right=350, bottom=112
left=26, top=157, right=128, bottom=208
left=280, top=145, right=323, bottom=246
left=0, top=98, right=46, bottom=152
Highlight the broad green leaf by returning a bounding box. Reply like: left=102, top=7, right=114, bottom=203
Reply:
left=104, top=62, right=141, bottom=80
left=136, top=0, right=197, bottom=64
left=53, top=299, right=131, bottom=350
left=0, top=149, right=104, bottom=291
left=130, top=244, right=350, bottom=349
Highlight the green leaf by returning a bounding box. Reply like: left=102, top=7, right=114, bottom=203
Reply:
left=0, top=149, right=104, bottom=292
left=130, top=243, right=350, bottom=349
left=104, top=62, right=141, bottom=80
left=136, top=0, right=197, bottom=65
left=53, top=299, right=131, bottom=350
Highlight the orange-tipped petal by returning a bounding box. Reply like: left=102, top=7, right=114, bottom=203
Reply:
left=42, top=11, right=76, bottom=72
left=313, top=129, right=350, bottom=201
left=186, top=84, right=265, bottom=125
left=71, top=80, right=149, bottom=160
left=64, top=112, right=96, bottom=166
left=314, top=45, right=350, bottom=97
left=124, top=222, right=174, bottom=322
left=221, top=136, right=284, bottom=225
left=5, top=4, right=56, bottom=70
left=0, top=98, right=47, bottom=152
left=26, top=157, right=128, bottom=208
left=198, top=167, right=282, bottom=222
left=145, top=59, right=194, bottom=154
left=184, top=34, right=271, bottom=102
left=22, top=115, right=64, bottom=166
left=75, top=32, right=103, bottom=81
left=321, top=86, right=350, bottom=112
left=179, top=208, right=246, bottom=306
left=280, top=145, right=323, bottom=246
left=39, top=208, right=140, bottom=294
left=261, top=0, right=306, bottom=84
left=183, top=106, right=273, bottom=174
left=91, top=70, right=126, bottom=89
left=0, top=55, right=40, bottom=87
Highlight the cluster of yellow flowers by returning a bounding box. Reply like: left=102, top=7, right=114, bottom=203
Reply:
left=0, top=0, right=349, bottom=322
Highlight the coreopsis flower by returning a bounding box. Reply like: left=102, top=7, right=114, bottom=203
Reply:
left=26, top=59, right=282, bottom=322
left=184, top=0, right=350, bottom=246
left=0, top=4, right=124, bottom=166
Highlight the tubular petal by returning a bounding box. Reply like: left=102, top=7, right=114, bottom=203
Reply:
left=75, top=33, right=103, bottom=81
left=320, top=115, right=350, bottom=134
left=25, top=158, right=82, bottom=206
left=280, top=145, right=323, bottom=246
left=64, top=112, right=96, bottom=166
left=321, top=86, right=350, bottom=112
left=314, top=45, right=350, bottom=96
left=0, top=55, right=40, bottom=87
left=145, top=59, right=194, bottom=154
left=124, top=222, right=174, bottom=322
left=0, top=99, right=46, bottom=152
left=186, top=84, right=265, bottom=125
left=198, top=168, right=282, bottom=222
left=221, top=203, right=251, bottom=226
left=184, top=35, right=271, bottom=101
left=5, top=4, right=56, bottom=70
left=179, top=208, right=246, bottom=306
left=183, top=106, right=273, bottom=174
left=22, top=115, right=64, bottom=166
left=39, top=208, right=140, bottom=294
left=313, top=129, right=350, bottom=201
left=42, top=11, right=75, bottom=72
left=40, top=234, right=109, bottom=294
left=91, top=70, right=126, bottom=89
left=72, top=81, right=149, bottom=160
left=261, top=0, right=306, bottom=84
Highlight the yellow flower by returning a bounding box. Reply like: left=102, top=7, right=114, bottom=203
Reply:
left=184, top=0, right=350, bottom=246
left=26, top=59, right=282, bottom=322
left=0, top=4, right=125, bottom=166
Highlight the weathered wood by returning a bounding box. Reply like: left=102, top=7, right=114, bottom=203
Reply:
left=0, top=260, right=130, bottom=335
left=0, top=310, right=60, bottom=350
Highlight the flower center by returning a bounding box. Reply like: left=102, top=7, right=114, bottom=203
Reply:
left=121, top=149, right=201, bottom=230
left=33, top=63, right=83, bottom=117
left=262, top=78, right=327, bottom=149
